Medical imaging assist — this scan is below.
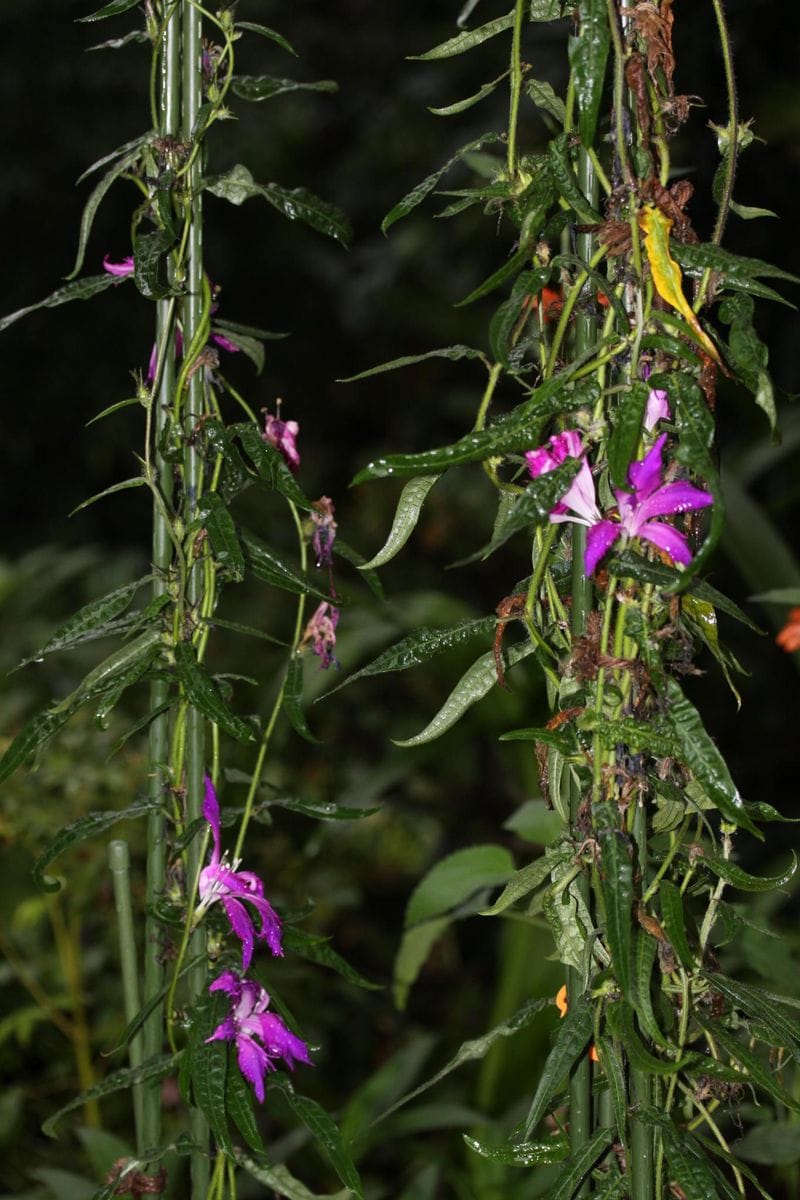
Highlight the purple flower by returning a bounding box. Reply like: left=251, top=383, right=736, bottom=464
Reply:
left=211, top=331, right=240, bottom=355
left=525, top=430, right=584, bottom=516
left=310, top=497, right=337, bottom=568
left=197, top=777, right=283, bottom=969
left=262, top=408, right=300, bottom=473
left=300, top=601, right=339, bottom=669
left=550, top=434, right=713, bottom=576
left=644, top=388, right=671, bottom=431
left=103, top=254, right=135, bottom=277
left=206, top=971, right=312, bottom=1103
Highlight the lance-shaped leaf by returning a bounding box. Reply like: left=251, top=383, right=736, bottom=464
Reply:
left=658, top=879, right=695, bottom=969
left=551, top=1128, right=615, bottom=1200
left=607, top=383, right=649, bottom=490
left=381, top=132, right=501, bottom=234
left=267, top=1075, right=363, bottom=1198
left=522, top=988, right=593, bottom=1137
left=394, top=845, right=514, bottom=1008
left=322, top=616, right=495, bottom=698
left=282, top=927, right=381, bottom=991
left=456, top=239, right=535, bottom=307
left=691, top=850, right=796, bottom=893
left=457, top=458, right=580, bottom=564
left=16, top=575, right=152, bottom=667
left=340, top=344, right=486, bottom=382
left=206, top=164, right=351, bottom=246
left=357, top=476, right=441, bottom=569
left=662, top=1126, right=721, bottom=1200
left=184, top=993, right=235, bottom=1158
left=599, top=828, right=633, bottom=999
left=719, top=293, right=776, bottom=431
left=0, top=273, right=118, bottom=334
left=241, top=529, right=334, bottom=604
left=393, top=640, right=536, bottom=747
left=489, top=267, right=553, bottom=369
left=239, top=1158, right=351, bottom=1200
left=174, top=642, right=255, bottom=743
left=595, top=1037, right=627, bottom=1146
left=430, top=71, right=510, bottom=117
left=480, top=847, right=571, bottom=917
left=70, top=475, right=146, bottom=516
left=526, top=78, right=567, bottom=123
left=409, top=12, right=515, bottom=60
left=568, top=0, right=610, bottom=146
left=33, top=799, right=162, bottom=892
left=226, top=1059, right=264, bottom=1153
left=665, top=676, right=760, bottom=837
left=606, top=1001, right=689, bottom=1075
left=699, top=972, right=800, bottom=1061
left=465, top=1134, right=568, bottom=1166
left=283, top=655, right=319, bottom=744
left=68, top=142, right=144, bottom=279
left=607, top=549, right=763, bottom=633
left=671, top=241, right=800, bottom=286
left=198, top=493, right=245, bottom=581
left=231, top=76, right=337, bottom=102
left=549, top=134, right=603, bottom=222
left=695, top=1014, right=800, bottom=1112
left=78, top=0, right=139, bottom=20
left=43, top=1054, right=178, bottom=1137
left=630, top=930, right=669, bottom=1048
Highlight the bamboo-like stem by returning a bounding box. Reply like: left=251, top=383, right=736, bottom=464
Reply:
left=109, top=840, right=145, bottom=1151
left=182, top=0, right=210, bottom=1192
left=506, top=0, right=526, bottom=177
left=142, top=1, right=181, bottom=1160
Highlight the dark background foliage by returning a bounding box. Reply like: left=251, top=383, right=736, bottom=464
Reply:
left=1, top=1, right=799, bottom=1196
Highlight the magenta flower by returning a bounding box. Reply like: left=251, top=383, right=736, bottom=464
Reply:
left=525, top=430, right=584, bottom=516
left=550, top=434, right=713, bottom=576
left=103, top=254, right=135, bottom=277
left=300, top=601, right=339, bottom=669
left=262, top=408, right=300, bottom=473
left=206, top=971, right=312, bottom=1102
left=310, top=497, right=337, bottom=568
left=644, top=387, right=671, bottom=431
left=197, top=777, right=282, bottom=969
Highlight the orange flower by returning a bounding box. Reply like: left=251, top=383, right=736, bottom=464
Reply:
left=532, top=286, right=564, bottom=326
left=555, top=985, right=599, bottom=1061
left=777, top=608, right=800, bottom=653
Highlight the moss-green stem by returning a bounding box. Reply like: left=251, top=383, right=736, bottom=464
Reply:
left=109, top=840, right=145, bottom=1151
left=506, top=0, right=526, bottom=177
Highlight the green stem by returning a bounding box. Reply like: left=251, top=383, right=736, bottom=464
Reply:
left=109, top=841, right=145, bottom=1152
left=182, top=0, right=210, bottom=1191
left=142, top=0, right=181, bottom=1160
left=507, top=0, right=526, bottom=177
left=710, top=0, right=739, bottom=248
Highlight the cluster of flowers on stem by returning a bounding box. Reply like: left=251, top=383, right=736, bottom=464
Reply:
left=197, top=777, right=311, bottom=1101
left=526, top=386, right=712, bottom=576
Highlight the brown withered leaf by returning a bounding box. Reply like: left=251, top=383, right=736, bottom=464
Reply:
left=629, top=0, right=676, bottom=91
left=625, top=52, right=652, bottom=146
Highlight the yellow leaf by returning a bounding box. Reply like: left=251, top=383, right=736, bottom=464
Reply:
left=639, top=205, right=723, bottom=367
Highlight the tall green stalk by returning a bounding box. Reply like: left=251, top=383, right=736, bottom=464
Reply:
left=181, top=2, right=210, bottom=1193
left=109, top=840, right=144, bottom=1151
left=142, top=0, right=180, bottom=1161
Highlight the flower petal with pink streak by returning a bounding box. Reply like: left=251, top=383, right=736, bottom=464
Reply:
left=258, top=1013, right=313, bottom=1067
left=207, top=1016, right=236, bottom=1042
left=103, top=254, right=135, bottom=277
left=222, top=897, right=257, bottom=970
left=203, top=775, right=221, bottom=855
left=209, top=970, right=241, bottom=997
left=211, top=332, right=240, bottom=355
left=237, top=1036, right=270, bottom=1103
left=627, top=433, right=667, bottom=500
left=644, top=388, right=670, bottom=430
left=550, top=459, right=601, bottom=526
left=585, top=520, right=619, bottom=576
left=636, top=521, right=693, bottom=565
left=634, top=480, right=713, bottom=525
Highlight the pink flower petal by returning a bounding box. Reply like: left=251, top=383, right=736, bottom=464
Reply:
left=585, top=520, right=619, bottom=576
left=102, top=254, right=135, bottom=277
left=627, top=433, right=667, bottom=500
left=644, top=388, right=670, bottom=430
left=552, top=459, right=601, bottom=527
left=237, top=1034, right=270, bottom=1103
left=203, top=775, right=221, bottom=859
left=222, top=897, right=256, bottom=970
left=636, top=480, right=713, bottom=525
left=637, top=521, right=693, bottom=565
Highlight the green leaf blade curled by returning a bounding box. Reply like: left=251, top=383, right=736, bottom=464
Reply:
left=339, top=344, right=486, bottom=382
left=694, top=851, right=796, bottom=893
left=465, top=1134, right=568, bottom=1166
left=549, top=134, right=603, bottom=222
left=240, top=529, right=333, bottom=604
left=694, top=1015, right=800, bottom=1112
left=198, top=493, right=245, bottom=581
left=358, top=476, right=440, bottom=569
left=283, top=655, right=320, bottom=744
left=550, top=1128, right=615, bottom=1200
left=67, top=143, right=143, bottom=279
left=16, top=575, right=152, bottom=667
left=657, top=879, right=695, bottom=969
left=235, top=22, right=298, bottom=56
left=599, top=828, right=633, bottom=999
left=233, top=423, right=311, bottom=510
left=430, top=72, right=509, bottom=117
left=459, top=458, right=579, bottom=563
left=568, top=0, right=611, bottom=147
left=239, top=1158, right=351, bottom=1200
left=607, top=383, right=648, bottom=490
left=0, top=273, right=119, bottom=334
left=409, top=13, right=515, bottom=61
left=231, top=75, right=338, bottom=102
left=174, top=642, right=255, bottom=743
left=267, top=1076, right=364, bottom=1198
left=522, top=989, right=593, bottom=1137
left=381, top=133, right=501, bottom=234
left=77, top=0, right=140, bottom=21
left=43, top=1054, right=178, bottom=1137
left=393, top=641, right=536, bottom=747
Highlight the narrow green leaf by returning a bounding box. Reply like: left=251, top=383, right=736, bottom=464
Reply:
left=267, top=1076, right=363, bottom=1198
left=206, top=164, right=351, bottom=245
left=522, top=989, right=593, bottom=1136
left=662, top=1126, right=721, bottom=1200
left=59, top=628, right=162, bottom=710
left=665, top=677, right=760, bottom=837
left=0, top=273, right=118, bottom=334
left=357, top=476, right=440, bottom=569
left=455, top=239, right=533, bottom=306
left=549, top=134, right=603, bottom=222
left=322, top=616, right=494, bottom=698
left=198, top=493, right=245, bottom=581
left=231, top=75, right=338, bottom=102
left=568, top=0, right=610, bottom=146
left=658, top=879, right=695, bottom=969
left=499, top=727, right=574, bottom=750
left=551, top=1127, right=615, bottom=1200
left=393, top=641, right=536, bottom=747
left=530, top=0, right=564, bottom=16
left=606, top=1000, right=687, bottom=1075
left=465, top=1133, right=568, bottom=1166
left=214, top=317, right=289, bottom=342
left=430, top=72, right=509, bottom=116
left=481, top=846, right=571, bottom=917
left=281, top=927, right=381, bottom=990
left=409, top=13, right=515, bottom=61
left=234, top=22, right=298, bottom=56
left=106, top=954, right=206, bottom=1055
left=340, top=345, right=486, bottom=382
left=232, top=422, right=310, bottom=510
left=595, top=1037, right=627, bottom=1146
left=241, top=529, right=333, bottom=603
left=17, top=575, right=151, bottom=667
left=77, top=0, right=139, bottom=20
left=607, top=384, right=649, bottom=490
left=34, top=800, right=160, bottom=892
left=86, top=396, right=141, bottom=426
left=607, top=549, right=763, bottom=633
left=132, top=227, right=175, bottom=299
left=459, top=459, right=579, bottom=563
left=671, top=241, right=800, bottom=286
left=43, top=1054, right=177, bottom=1137
left=67, top=144, right=142, bottom=279
left=599, top=829, right=633, bottom=998
left=69, top=475, right=145, bottom=517
left=692, top=1132, right=780, bottom=1200
left=695, top=1015, right=800, bottom=1112
left=267, top=795, right=379, bottom=822
left=87, top=28, right=149, bottom=51
left=693, top=850, right=796, bottom=893
left=283, top=655, right=319, bottom=744
left=216, top=327, right=265, bottom=375
left=526, top=78, right=566, bottom=123
left=188, top=1006, right=235, bottom=1158
left=381, top=132, right=501, bottom=234
left=174, top=642, right=255, bottom=743
left=630, top=930, right=669, bottom=1048
left=239, top=1157, right=351, bottom=1200
left=730, top=1123, right=800, bottom=1168
left=226, top=1057, right=264, bottom=1153
left=700, top=972, right=800, bottom=1061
